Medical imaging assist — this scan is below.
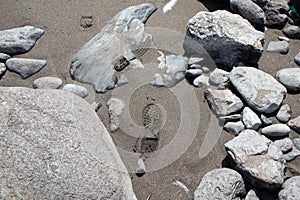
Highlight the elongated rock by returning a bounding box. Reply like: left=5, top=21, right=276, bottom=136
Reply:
left=33, top=77, right=63, bottom=89
left=261, top=124, right=290, bottom=137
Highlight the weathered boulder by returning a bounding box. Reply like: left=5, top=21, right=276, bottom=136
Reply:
left=185, top=10, right=264, bottom=68
left=276, top=68, right=300, bottom=93
left=209, top=68, right=229, bottom=88
left=278, top=176, right=300, bottom=200
left=229, top=67, right=287, bottom=113
left=0, top=87, right=137, bottom=199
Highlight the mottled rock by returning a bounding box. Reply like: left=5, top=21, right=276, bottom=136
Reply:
left=62, top=84, right=88, bottom=98
left=266, top=41, right=289, bottom=54
left=224, top=121, right=245, bottom=136
left=278, top=176, right=300, bottom=200
left=294, top=138, right=300, bottom=150
left=283, top=26, right=300, bottom=39
left=225, top=130, right=285, bottom=190
left=107, top=98, right=125, bottom=132
left=194, top=168, right=245, bottom=200
left=242, top=107, right=262, bottom=130
left=185, top=10, right=264, bottom=68
left=0, top=87, right=137, bottom=199
left=193, top=75, right=210, bottom=87
left=295, top=52, right=300, bottom=66
left=33, top=77, right=63, bottom=89
left=6, top=58, right=47, bottom=79
left=276, top=104, right=292, bottom=123
left=261, top=114, right=273, bottom=126
left=274, top=138, right=294, bottom=153
left=209, top=68, right=229, bottom=88
left=0, top=53, right=10, bottom=61
left=283, top=147, right=300, bottom=161
left=201, top=67, right=210, bottom=73
left=288, top=116, right=300, bottom=133
left=0, top=63, right=6, bottom=77
left=0, top=26, right=44, bottom=55
left=204, top=89, right=244, bottom=116
left=276, top=68, right=300, bottom=92
left=261, top=124, right=290, bottom=137
left=263, top=0, right=289, bottom=29
left=229, top=67, right=287, bottom=113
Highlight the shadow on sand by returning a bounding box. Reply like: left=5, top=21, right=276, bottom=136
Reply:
left=198, top=0, right=231, bottom=12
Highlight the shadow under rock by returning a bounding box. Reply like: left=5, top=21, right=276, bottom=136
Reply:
left=198, top=0, right=231, bottom=12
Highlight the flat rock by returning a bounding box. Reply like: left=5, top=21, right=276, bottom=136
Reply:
left=33, top=77, right=63, bottom=89
left=242, top=107, right=262, bottom=130
left=0, top=63, right=6, bottom=77
left=274, top=138, right=294, bottom=154
left=69, top=4, right=156, bottom=93
left=107, top=98, right=125, bottom=132
left=0, top=26, right=44, bottom=55
left=224, top=121, right=245, bottom=136
left=295, top=52, right=300, bottom=65
left=185, top=10, right=264, bottom=68
left=276, top=68, right=300, bottom=92
left=219, top=114, right=242, bottom=123
left=261, top=124, right=290, bottom=137
left=279, top=176, right=300, bottom=200
left=194, top=168, right=246, bottom=200
left=0, top=87, right=137, bottom=199
left=230, top=0, right=266, bottom=31
left=288, top=115, right=300, bottom=133
left=283, top=26, right=300, bottom=39
left=193, top=75, right=210, bottom=87
left=204, top=89, right=244, bottom=116
left=62, top=84, right=88, bottom=98
left=229, top=67, right=287, bottom=113
left=6, top=58, right=47, bottom=79
left=266, top=41, right=289, bottom=54
left=224, top=130, right=285, bottom=190
left=276, top=104, right=292, bottom=123
left=209, top=68, right=229, bottom=88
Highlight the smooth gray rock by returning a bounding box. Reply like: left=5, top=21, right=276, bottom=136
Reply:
left=186, top=69, right=202, bottom=77
left=62, top=84, right=88, bottom=98
left=193, top=75, right=210, bottom=87
left=224, top=121, right=245, bottom=136
left=0, top=53, right=10, bottom=61
left=276, top=68, right=300, bottom=92
left=229, top=67, right=287, bottom=113
left=283, top=147, right=300, bottom=161
left=245, top=190, right=260, bottom=200
left=283, top=26, right=300, bottom=39
left=0, top=87, right=137, bottom=199
left=204, top=89, right=244, bottom=116
left=6, top=58, right=47, bottom=79
left=288, top=115, right=300, bottom=133
left=107, top=98, right=125, bottom=132
left=151, top=55, right=188, bottom=87
left=242, top=107, right=262, bottom=130
left=276, top=104, right=292, bottom=123
left=279, top=176, right=300, bottom=200
left=33, top=77, right=63, bottom=89
left=209, top=68, right=229, bottom=88
left=194, top=168, right=245, bottom=200
left=261, top=114, right=273, bottom=126
left=136, top=158, right=146, bottom=176
left=295, top=52, right=300, bottom=66
left=0, top=63, right=6, bottom=77
left=261, top=124, right=290, bottom=137
left=0, top=26, right=44, bottom=55
left=201, top=67, right=210, bottom=73
left=185, top=10, right=264, bottom=68
left=266, top=41, right=289, bottom=54
left=224, top=130, right=286, bottom=191
left=70, top=4, right=156, bottom=93
left=230, top=0, right=266, bottom=31
left=274, top=138, right=294, bottom=153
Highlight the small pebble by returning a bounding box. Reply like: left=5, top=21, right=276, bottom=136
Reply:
left=0, top=53, right=10, bottom=61
left=188, top=56, right=203, bottom=65
left=62, top=84, right=89, bottom=98
left=278, top=36, right=289, bottom=42
left=201, top=66, right=210, bottom=73
left=224, top=121, right=245, bottom=136
left=261, top=114, right=272, bottom=126
left=266, top=41, right=289, bottom=54
left=276, top=104, right=291, bottom=123
left=261, top=124, right=290, bottom=137
left=190, top=64, right=202, bottom=69
left=242, top=107, right=261, bottom=130
left=33, top=77, right=63, bottom=89
left=186, top=69, right=202, bottom=77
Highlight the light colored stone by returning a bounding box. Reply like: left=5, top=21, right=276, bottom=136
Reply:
left=0, top=53, right=10, bottom=61
left=185, top=10, right=264, bottom=68
left=261, top=114, right=273, bottom=126
left=288, top=116, right=300, bottom=133
left=62, top=84, right=88, bottom=98
left=276, top=68, right=300, bottom=93
left=194, top=168, right=245, bottom=200
left=283, top=147, right=300, bottom=162
left=224, top=121, right=245, bottom=136
left=201, top=67, right=210, bottom=73
left=276, top=104, right=292, bottom=123
left=186, top=69, right=202, bottom=77
left=204, top=89, right=244, bottom=116
left=209, top=68, right=229, bottom=87
left=219, top=114, right=242, bottom=123
left=193, top=75, right=210, bottom=87
left=0, top=63, right=6, bottom=77
left=0, top=87, right=137, bottom=200
left=190, top=64, right=202, bottom=69
left=261, top=124, right=290, bottom=137
left=279, top=176, right=300, bottom=200
left=242, top=107, right=261, bottom=130
left=6, top=58, right=47, bottom=79
left=229, top=67, right=287, bottom=113
left=33, top=77, right=63, bottom=89
left=107, top=98, right=125, bottom=132
left=266, top=41, right=289, bottom=54
left=294, top=138, right=300, bottom=150
left=0, top=26, right=44, bottom=55
left=136, top=158, right=146, bottom=176
left=245, top=190, right=260, bottom=200
left=91, top=101, right=102, bottom=112
left=295, top=52, right=300, bottom=66
left=274, top=138, right=294, bottom=153
left=188, top=56, right=203, bottom=65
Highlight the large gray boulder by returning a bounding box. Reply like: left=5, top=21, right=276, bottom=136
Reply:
left=185, top=10, right=264, bottom=68
left=70, top=4, right=156, bottom=93
left=194, top=168, right=246, bottom=200
left=224, top=130, right=286, bottom=191
left=278, top=176, right=300, bottom=200
left=0, top=26, right=44, bottom=55
left=276, top=68, right=300, bottom=93
left=229, top=67, right=287, bottom=113
left=0, top=87, right=137, bottom=199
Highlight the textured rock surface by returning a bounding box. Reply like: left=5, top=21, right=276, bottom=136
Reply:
left=261, top=0, right=289, bottom=29
left=193, top=75, right=210, bottom=87
left=0, top=63, right=6, bottom=77
left=209, top=68, right=229, bottom=88
left=245, top=190, right=260, bottom=200
left=278, top=176, right=300, bottom=200
left=6, top=58, right=47, bottom=79
left=0, top=87, right=137, bottom=199
left=225, top=130, right=285, bottom=190
left=229, top=67, right=287, bottom=113
left=274, top=138, right=294, bottom=154
left=276, top=68, right=300, bottom=93
left=288, top=116, right=300, bottom=133
left=276, top=104, right=292, bottom=123
left=69, top=4, right=156, bottom=93
left=0, top=53, right=10, bottom=61
left=261, top=124, right=290, bottom=137
left=194, top=168, right=245, bottom=200
left=33, top=77, right=63, bottom=89
left=0, top=26, right=44, bottom=55
left=107, top=98, right=125, bottom=132
left=242, top=107, right=262, bottom=130
left=62, top=84, right=88, bottom=98
left=224, top=121, right=245, bottom=136
left=185, top=10, right=264, bottom=68
left=283, top=26, right=300, bottom=39
left=295, top=52, right=300, bottom=66
left=266, top=41, right=289, bottom=54
left=204, top=89, right=244, bottom=116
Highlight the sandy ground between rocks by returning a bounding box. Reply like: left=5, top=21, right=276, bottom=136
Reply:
left=0, top=0, right=300, bottom=199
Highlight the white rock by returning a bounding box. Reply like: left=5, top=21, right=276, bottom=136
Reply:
left=136, top=158, right=146, bottom=176
left=107, top=98, right=125, bottom=132
left=245, top=190, right=260, bottom=200
left=266, top=41, right=289, bottom=54
left=0, top=53, right=10, bottom=61
left=261, top=124, right=290, bottom=137
left=288, top=115, right=300, bottom=133
left=283, top=147, right=300, bottom=162
left=6, top=58, right=47, bottom=79
left=274, top=138, right=294, bottom=153
left=193, top=75, right=210, bottom=87
left=116, top=75, right=129, bottom=87
left=279, top=176, right=300, bottom=200
left=219, top=114, right=242, bottom=123
left=188, top=56, right=203, bottom=65
left=224, top=121, right=245, bottom=136
left=186, top=69, right=202, bottom=77
left=242, top=107, right=261, bottom=130
left=62, top=84, right=89, bottom=98
left=276, top=104, right=292, bottom=123
left=229, top=67, right=287, bottom=113
left=0, top=63, right=6, bottom=77
left=276, top=68, right=300, bottom=93
left=190, top=64, right=202, bottom=69
left=33, top=77, right=63, bottom=89
left=209, top=68, right=229, bottom=87
left=294, top=138, right=300, bottom=150
left=295, top=52, right=300, bottom=66
left=278, top=36, right=289, bottom=42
